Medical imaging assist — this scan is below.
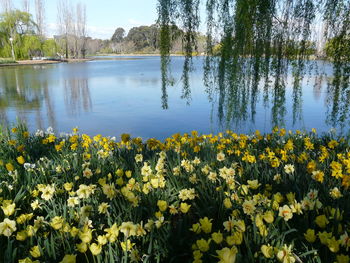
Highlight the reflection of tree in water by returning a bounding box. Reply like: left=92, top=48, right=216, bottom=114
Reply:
left=157, top=0, right=350, bottom=132
left=0, top=66, right=58, bottom=130
left=64, top=78, right=92, bottom=116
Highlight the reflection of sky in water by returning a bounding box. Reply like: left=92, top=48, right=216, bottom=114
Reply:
left=0, top=57, right=344, bottom=139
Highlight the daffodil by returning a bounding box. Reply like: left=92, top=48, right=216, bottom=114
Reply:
left=199, top=217, right=212, bottom=233
left=261, top=244, right=274, bottom=258
left=29, top=246, right=41, bottom=258
left=212, top=231, right=223, bottom=244
left=304, top=229, right=316, bottom=243
left=60, top=254, right=76, bottom=263
left=179, top=202, right=191, bottom=213
left=120, top=239, right=134, bottom=251
left=196, top=239, right=210, bottom=252
left=216, top=246, right=238, bottom=263
left=1, top=200, right=16, bottom=216
left=50, top=216, right=64, bottom=230
left=315, top=214, right=329, bottom=228
left=98, top=202, right=110, bottom=214
left=0, top=218, right=16, bottom=237
left=120, top=221, right=137, bottom=237
left=157, top=200, right=168, bottom=212
left=278, top=205, right=293, bottom=221
left=90, top=243, right=102, bottom=255
left=276, top=244, right=295, bottom=263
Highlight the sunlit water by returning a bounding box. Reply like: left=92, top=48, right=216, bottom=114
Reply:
left=0, top=56, right=345, bottom=139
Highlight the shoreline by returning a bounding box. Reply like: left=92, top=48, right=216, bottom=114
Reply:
left=0, top=58, right=94, bottom=67
left=0, top=56, right=155, bottom=67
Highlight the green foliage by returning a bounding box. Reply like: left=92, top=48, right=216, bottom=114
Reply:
left=126, top=25, right=160, bottom=51
left=21, top=35, right=42, bottom=59
left=111, top=27, right=125, bottom=43
left=325, top=36, right=350, bottom=61
left=0, top=10, right=38, bottom=59
left=42, top=39, right=61, bottom=57
left=157, top=0, right=350, bottom=131
left=0, top=58, right=16, bottom=64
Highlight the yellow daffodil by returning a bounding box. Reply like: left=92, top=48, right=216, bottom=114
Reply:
left=261, top=244, right=274, bottom=258
left=304, top=229, right=316, bottom=243
left=0, top=218, right=16, bottom=237
left=29, top=246, right=41, bottom=258
left=315, top=215, right=329, bottom=228
left=211, top=231, right=223, bottom=244
left=179, top=202, right=191, bottom=213
left=59, top=254, right=76, bottom=263
left=199, top=217, right=212, bottom=233
left=1, top=200, right=16, bottom=216
left=157, top=200, right=168, bottom=212
left=196, top=239, right=210, bottom=252
left=216, top=246, right=238, bottom=263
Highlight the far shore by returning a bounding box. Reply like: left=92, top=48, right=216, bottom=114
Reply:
left=0, top=54, right=187, bottom=67
left=0, top=58, right=94, bottom=67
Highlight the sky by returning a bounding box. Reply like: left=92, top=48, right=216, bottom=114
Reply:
left=10, top=0, right=160, bottom=39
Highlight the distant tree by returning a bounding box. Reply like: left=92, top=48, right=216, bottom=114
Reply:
left=126, top=25, right=159, bottom=51
left=0, top=0, right=12, bottom=13
left=35, top=0, right=45, bottom=37
left=22, top=0, right=29, bottom=13
left=22, top=34, right=42, bottom=58
left=76, top=2, right=87, bottom=58
left=325, top=36, right=350, bottom=61
left=42, top=38, right=60, bottom=57
left=57, top=0, right=72, bottom=58
left=0, top=10, right=37, bottom=58
left=111, top=27, right=125, bottom=43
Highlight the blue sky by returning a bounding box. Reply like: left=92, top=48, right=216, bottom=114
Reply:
left=10, top=0, right=160, bottom=39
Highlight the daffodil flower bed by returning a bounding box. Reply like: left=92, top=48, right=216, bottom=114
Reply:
left=0, top=125, right=349, bottom=263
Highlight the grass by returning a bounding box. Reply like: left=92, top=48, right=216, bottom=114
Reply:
left=0, top=58, right=17, bottom=64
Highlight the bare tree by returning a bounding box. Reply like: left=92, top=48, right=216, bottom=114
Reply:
left=35, top=0, right=45, bottom=37
left=1, top=0, right=12, bottom=13
left=57, top=0, right=72, bottom=58
left=76, top=2, right=87, bottom=58
left=22, top=0, right=30, bottom=13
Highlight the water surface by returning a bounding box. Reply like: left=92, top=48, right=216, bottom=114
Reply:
left=0, top=56, right=346, bottom=139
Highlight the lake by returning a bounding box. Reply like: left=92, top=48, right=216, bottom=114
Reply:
left=0, top=56, right=347, bottom=139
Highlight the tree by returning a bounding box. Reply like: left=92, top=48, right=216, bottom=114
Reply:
left=57, top=0, right=72, bottom=58
left=76, top=2, right=87, bottom=58
left=156, top=0, right=350, bottom=126
left=0, top=10, right=37, bottom=59
left=111, top=27, right=125, bottom=43
left=42, top=38, right=61, bottom=57
left=22, top=0, right=29, bottom=13
left=0, top=0, right=12, bottom=13
left=22, top=34, right=42, bottom=58
left=126, top=25, right=159, bottom=51
left=35, top=0, right=45, bottom=37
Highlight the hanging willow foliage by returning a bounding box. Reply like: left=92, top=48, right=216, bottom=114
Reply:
left=157, top=0, right=350, bottom=130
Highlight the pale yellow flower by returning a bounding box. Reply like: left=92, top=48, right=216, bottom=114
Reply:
left=59, top=254, right=76, bottom=263
left=98, top=202, right=110, bottom=214
left=29, top=246, right=41, bottom=258
left=217, top=152, right=225, bottom=162
left=216, top=246, right=238, bottom=263
left=278, top=205, right=293, bottom=221
left=120, top=222, right=137, bottom=237
left=0, top=218, right=17, bottom=237
left=242, top=200, right=256, bottom=215
left=1, top=200, right=16, bottom=216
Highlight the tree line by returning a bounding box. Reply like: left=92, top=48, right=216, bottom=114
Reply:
left=102, top=24, right=206, bottom=55
left=0, top=0, right=95, bottom=60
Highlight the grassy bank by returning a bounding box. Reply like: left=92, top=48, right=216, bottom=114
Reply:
left=0, top=125, right=349, bottom=263
left=0, top=58, right=17, bottom=64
